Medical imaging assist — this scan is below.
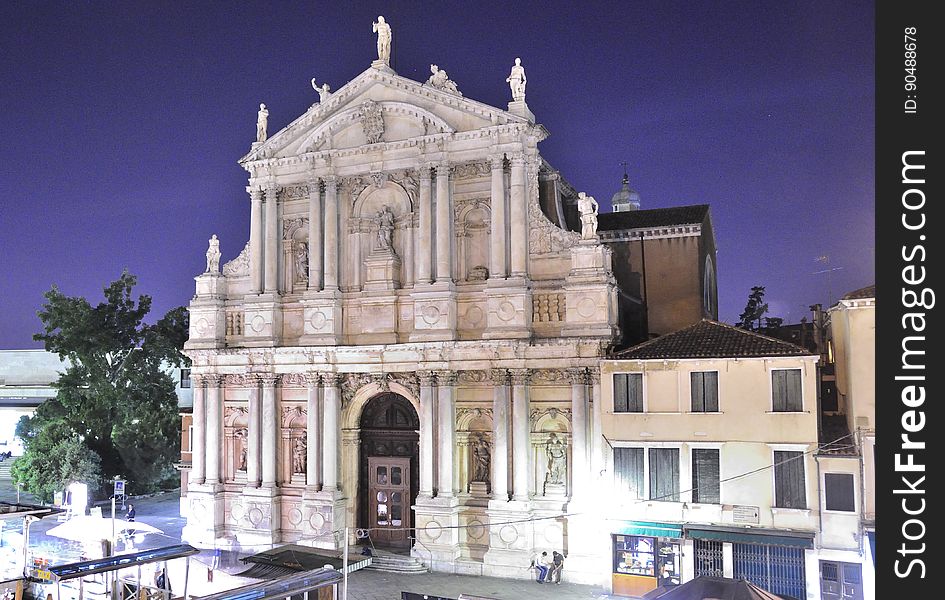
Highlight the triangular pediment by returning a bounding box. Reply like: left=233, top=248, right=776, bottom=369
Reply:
left=241, top=66, right=531, bottom=163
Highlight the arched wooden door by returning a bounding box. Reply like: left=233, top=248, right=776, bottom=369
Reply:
left=358, top=393, right=419, bottom=548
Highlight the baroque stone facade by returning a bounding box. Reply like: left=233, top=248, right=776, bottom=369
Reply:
left=182, top=35, right=618, bottom=583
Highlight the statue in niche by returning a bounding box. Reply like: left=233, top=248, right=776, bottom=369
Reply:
left=256, top=103, right=269, bottom=143
left=359, top=100, right=385, bottom=144
left=206, top=234, right=221, bottom=272
left=577, top=192, right=600, bottom=239
left=293, top=437, right=307, bottom=474
left=506, top=57, right=527, bottom=102
left=295, top=242, right=309, bottom=282
left=235, top=428, right=248, bottom=471
left=472, top=437, right=491, bottom=483
left=311, top=79, right=332, bottom=103
left=372, top=16, right=392, bottom=65
left=374, top=206, right=395, bottom=252
left=545, top=433, right=567, bottom=485
left=426, top=64, right=460, bottom=95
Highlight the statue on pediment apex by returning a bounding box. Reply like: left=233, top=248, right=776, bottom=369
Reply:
left=256, top=103, right=268, bottom=143
left=206, top=234, right=221, bottom=273
left=372, top=16, right=392, bottom=65
left=506, top=57, right=526, bottom=102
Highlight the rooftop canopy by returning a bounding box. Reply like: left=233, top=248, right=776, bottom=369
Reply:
left=48, top=544, right=200, bottom=582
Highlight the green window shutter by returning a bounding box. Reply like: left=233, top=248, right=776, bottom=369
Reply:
left=692, top=448, right=720, bottom=504
left=614, top=374, right=628, bottom=412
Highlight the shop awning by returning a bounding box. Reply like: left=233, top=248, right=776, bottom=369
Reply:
left=685, top=525, right=814, bottom=549
left=866, top=530, right=875, bottom=565
left=614, top=521, right=683, bottom=538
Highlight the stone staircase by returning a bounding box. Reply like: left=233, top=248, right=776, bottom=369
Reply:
left=0, top=461, right=13, bottom=480
left=364, top=549, right=429, bottom=574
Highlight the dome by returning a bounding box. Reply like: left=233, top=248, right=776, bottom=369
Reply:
left=610, top=174, right=641, bottom=212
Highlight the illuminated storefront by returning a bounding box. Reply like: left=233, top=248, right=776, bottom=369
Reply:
left=611, top=522, right=682, bottom=597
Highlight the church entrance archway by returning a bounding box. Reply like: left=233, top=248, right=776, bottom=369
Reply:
left=358, top=392, right=419, bottom=548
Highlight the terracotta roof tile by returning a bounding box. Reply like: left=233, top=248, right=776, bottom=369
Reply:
left=613, top=319, right=816, bottom=360
left=841, top=284, right=875, bottom=300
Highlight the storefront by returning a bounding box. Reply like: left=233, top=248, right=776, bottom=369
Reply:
left=611, top=521, right=682, bottom=597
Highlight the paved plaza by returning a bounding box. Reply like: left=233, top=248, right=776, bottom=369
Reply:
left=2, top=483, right=617, bottom=599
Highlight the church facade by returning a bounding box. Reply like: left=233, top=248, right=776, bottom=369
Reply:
left=182, top=32, right=619, bottom=582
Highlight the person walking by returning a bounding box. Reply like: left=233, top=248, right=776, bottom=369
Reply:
left=535, top=551, right=550, bottom=583
left=550, top=551, right=565, bottom=584
left=126, top=504, right=136, bottom=521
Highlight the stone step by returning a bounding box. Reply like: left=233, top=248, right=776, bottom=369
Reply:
left=363, top=551, right=428, bottom=574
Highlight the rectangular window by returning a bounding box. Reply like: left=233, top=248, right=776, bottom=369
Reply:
left=613, top=373, right=643, bottom=413
left=180, top=368, right=192, bottom=389
left=690, top=371, right=719, bottom=412
left=649, top=448, right=680, bottom=502
left=824, top=472, right=856, bottom=512
left=772, top=369, right=802, bottom=411
left=613, top=448, right=644, bottom=499
left=691, top=448, right=720, bottom=504
left=774, top=450, right=806, bottom=509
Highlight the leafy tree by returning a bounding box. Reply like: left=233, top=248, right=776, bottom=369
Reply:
left=764, top=316, right=784, bottom=330
left=736, top=286, right=769, bottom=331
left=14, top=271, right=188, bottom=499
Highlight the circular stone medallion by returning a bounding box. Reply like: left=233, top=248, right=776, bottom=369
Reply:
left=250, top=315, right=267, bottom=333
left=577, top=297, right=598, bottom=318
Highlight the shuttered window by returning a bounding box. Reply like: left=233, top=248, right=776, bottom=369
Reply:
left=824, top=473, right=856, bottom=512
left=649, top=448, right=680, bottom=502
left=772, top=369, right=802, bottom=411
left=690, top=371, right=719, bottom=412
left=691, top=448, right=720, bottom=504
left=614, top=373, right=644, bottom=413
left=774, top=451, right=806, bottom=509
left=613, top=448, right=644, bottom=499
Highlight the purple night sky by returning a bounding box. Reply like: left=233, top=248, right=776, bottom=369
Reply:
left=0, top=1, right=874, bottom=349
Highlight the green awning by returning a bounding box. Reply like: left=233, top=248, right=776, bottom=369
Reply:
left=685, top=526, right=814, bottom=548
left=614, top=521, right=683, bottom=538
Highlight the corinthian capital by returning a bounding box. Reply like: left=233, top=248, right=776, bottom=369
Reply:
left=490, top=368, right=510, bottom=386
left=257, top=373, right=279, bottom=387
left=417, top=370, right=437, bottom=387
left=509, top=368, right=532, bottom=386
left=566, top=367, right=588, bottom=385
left=434, top=370, right=457, bottom=386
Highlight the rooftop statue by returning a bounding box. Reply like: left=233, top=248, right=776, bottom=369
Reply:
left=206, top=234, right=221, bottom=273
left=427, top=65, right=462, bottom=95
left=256, top=103, right=268, bottom=143
left=372, top=16, right=392, bottom=66
left=577, top=192, right=600, bottom=240
left=506, top=57, right=526, bottom=102
left=311, top=79, right=332, bottom=103
left=426, top=64, right=460, bottom=95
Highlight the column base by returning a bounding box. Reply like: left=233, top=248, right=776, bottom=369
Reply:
left=298, top=489, right=347, bottom=550
left=229, top=486, right=283, bottom=547
left=181, top=485, right=227, bottom=547
left=299, top=292, right=343, bottom=344
left=482, top=501, right=535, bottom=579
left=413, top=495, right=462, bottom=571
left=242, top=293, right=284, bottom=346
left=409, top=282, right=457, bottom=342
left=483, top=278, right=532, bottom=339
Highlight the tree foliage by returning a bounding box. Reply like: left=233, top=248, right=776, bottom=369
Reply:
left=736, top=286, right=769, bottom=331
left=13, top=271, right=188, bottom=499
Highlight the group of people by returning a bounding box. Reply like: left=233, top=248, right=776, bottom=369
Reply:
left=531, top=550, right=565, bottom=584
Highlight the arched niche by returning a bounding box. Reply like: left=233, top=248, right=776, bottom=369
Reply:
left=456, top=201, right=491, bottom=282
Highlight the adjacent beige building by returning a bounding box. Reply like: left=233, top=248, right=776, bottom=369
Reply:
left=595, top=320, right=869, bottom=599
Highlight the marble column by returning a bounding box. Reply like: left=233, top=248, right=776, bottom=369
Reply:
left=434, top=163, right=452, bottom=282
left=191, top=375, right=206, bottom=485
left=568, top=367, right=589, bottom=497
left=246, top=376, right=262, bottom=487
left=323, top=177, right=339, bottom=291
left=510, top=369, right=531, bottom=501
left=264, top=186, right=279, bottom=293
left=436, top=370, right=457, bottom=497
left=205, top=376, right=222, bottom=484
left=307, top=178, right=323, bottom=291
left=489, top=155, right=507, bottom=280
left=260, top=374, right=279, bottom=488
left=509, top=155, right=527, bottom=276
left=491, top=369, right=510, bottom=500
left=418, top=371, right=436, bottom=497
left=249, top=188, right=264, bottom=294
left=589, top=369, right=604, bottom=477
left=322, top=373, right=341, bottom=491
left=305, top=373, right=321, bottom=488
left=416, top=166, right=433, bottom=284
